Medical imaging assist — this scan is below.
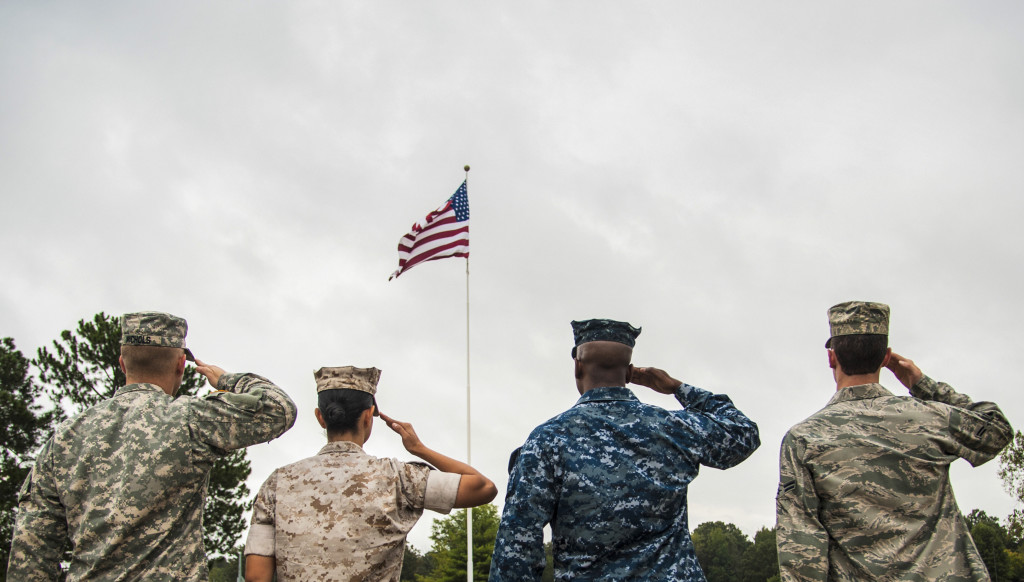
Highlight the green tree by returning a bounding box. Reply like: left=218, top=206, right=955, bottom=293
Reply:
left=740, top=527, right=780, bottom=582
left=402, top=544, right=434, bottom=580
left=1000, top=431, right=1024, bottom=544
left=418, top=504, right=500, bottom=582
left=0, top=337, right=57, bottom=581
left=33, top=313, right=252, bottom=560
left=970, top=515, right=1011, bottom=581
left=207, top=552, right=245, bottom=582
left=693, top=521, right=752, bottom=582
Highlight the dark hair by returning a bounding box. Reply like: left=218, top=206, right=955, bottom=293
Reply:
left=121, top=345, right=184, bottom=376
left=318, top=389, right=374, bottom=435
left=830, top=334, right=888, bottom=375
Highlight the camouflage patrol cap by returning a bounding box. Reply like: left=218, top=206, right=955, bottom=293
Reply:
left=825, top=301, right=890, bottom=348
left=315, top=366, right=381, bottom=416
left=120, top=311, right=195, bottom=361
left=570, top=319, right=642, bottom=359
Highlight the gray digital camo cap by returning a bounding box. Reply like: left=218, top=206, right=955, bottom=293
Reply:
left=120, top=311, right=195, bottom=361
left=570, top=318, right=642, bottom=358
left=314, top=366, right=381, bottom=416
left=825, top=301, right=890, bottom=348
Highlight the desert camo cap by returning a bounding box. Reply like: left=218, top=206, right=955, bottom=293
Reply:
left=570, top=319, right=642, bottom=358
left=120, top=311, right=195, bottom=361
left=825, top=301, right=890, bottom=348
left=315, top=366, right=381, bottom=415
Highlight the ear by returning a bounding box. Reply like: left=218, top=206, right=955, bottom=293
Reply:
left=574, top=358, right=583, bottom=380
left=314, top=408, right=326, bottom=429
left=362, top=407, right=375, bottom=440
left=880, top=347, right=892, bottom=369
left=176, top=353, right=187, bottom=375
left=119, top=355, right=127, bottom=375
left=827, top=349, right=838, bottom=370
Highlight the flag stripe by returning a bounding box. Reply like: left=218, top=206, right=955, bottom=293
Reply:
left=397, top=224, right=469, bottom=253
left=400, top=238, right=469, bottom=272
left=398, top=232, right=469, bottom=269
left=389, top=181, right=469, bottom=280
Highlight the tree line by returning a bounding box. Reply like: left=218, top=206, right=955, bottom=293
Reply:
left=3, top=313, right=1023, bottom=580
left=402, top=506, right=1024, bottom=582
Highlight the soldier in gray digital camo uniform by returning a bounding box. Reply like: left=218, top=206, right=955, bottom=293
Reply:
left=489, top=319, right=761, bottom=581
left=243, top=366, right=497, bottom=582
left=7, top=311, right=298, bottom=582
left=776, top=301, right=1013, bottom=581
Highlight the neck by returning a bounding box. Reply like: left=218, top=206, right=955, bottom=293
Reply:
left=581, top=381, right=626, bottom=395
left=835, top=371, right=881, bottom=391
left=327, top=431, right=366, bottom=446
left=124, top=375, right=178, bottom=396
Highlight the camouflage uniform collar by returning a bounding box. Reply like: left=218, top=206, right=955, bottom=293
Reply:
left=318, top=441, right=366, bottom=456
left=828, top=383, right=893, bottom=405
left=114, top=383, right=168, bottom=396
left=576, top=386, right=637, bottom=405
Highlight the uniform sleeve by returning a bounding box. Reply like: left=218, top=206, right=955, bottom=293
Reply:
left=394, top=461, right=461, bottom=514
left=189, top=372, right=297, bottom=456
left=776, top=432, right=829, bottom=582
left=7, top=439, right=67, bottom=582
left=244, top=470, right=278, bottom=557
left=910, top=376, right=1013, bottom=467
left=489, top=437, right=556, bottom=582
left=423, top=471, right=460, bottom=514
left=676, top=383, right=761, bottom=469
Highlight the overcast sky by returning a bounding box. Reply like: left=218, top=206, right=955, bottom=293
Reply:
left=2, top=1, right=1022, bottom=552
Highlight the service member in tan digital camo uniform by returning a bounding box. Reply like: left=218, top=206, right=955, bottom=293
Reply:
left=243, top=366, right=497, bottom=582
left=776, top=301, right=1013, bottom=581
left=8, top=311, right=297, bottom=581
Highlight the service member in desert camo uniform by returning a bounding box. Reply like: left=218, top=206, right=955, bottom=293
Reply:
left=489, top=319, right=761, bottom=581
left=776, top=301, right=1013, bottom=581
left=243, top=366, right=498, bottom=582
left=8, top=311, right=297, bottom=581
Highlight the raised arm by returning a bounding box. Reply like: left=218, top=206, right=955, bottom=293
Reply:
left=190, top=360, right=297, bottom=456
left=630, top=366, right=760, bottom=468
left=888, top=351, right=1012, bottom=466
left=380, top=412, right=497, bottom=507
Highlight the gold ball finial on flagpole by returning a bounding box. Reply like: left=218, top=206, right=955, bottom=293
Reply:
left=464, top=165, right=470, bottom=172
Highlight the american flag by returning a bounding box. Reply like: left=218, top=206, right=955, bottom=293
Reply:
left=389, top=181, right=470, bottom=280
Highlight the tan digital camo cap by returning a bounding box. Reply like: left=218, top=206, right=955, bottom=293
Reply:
left=314, top=366, right=381, bottom=394
left=120, top=311, right=195, bottom=361
left=315, top=366, right=381, bottom=416
left=825, top=301, right=890, bottom=348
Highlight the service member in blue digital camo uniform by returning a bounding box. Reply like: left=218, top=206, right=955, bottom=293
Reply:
left=8, top=311, right=298, bottom=582
left=489, top=319, right=761, bottom=581
left=776, top=301, right=1013, bottom=581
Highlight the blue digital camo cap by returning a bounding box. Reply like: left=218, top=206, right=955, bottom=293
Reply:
left=570, top=319, right=642, bottom=359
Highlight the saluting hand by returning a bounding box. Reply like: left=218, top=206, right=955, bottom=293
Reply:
left=886, top=351, right=924, bottom=390
left=630, top=366, right=682, bottom=395
left=380, top=413, right=426, bottom=455
left=194, top=359, right=226, bottom=389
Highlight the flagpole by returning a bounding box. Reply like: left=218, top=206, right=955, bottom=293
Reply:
left=464, top=165, right=473, bottom=582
